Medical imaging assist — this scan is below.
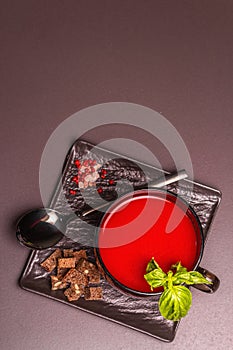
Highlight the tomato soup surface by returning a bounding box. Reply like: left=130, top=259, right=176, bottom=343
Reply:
left=98, top=191, right=200, bottom=293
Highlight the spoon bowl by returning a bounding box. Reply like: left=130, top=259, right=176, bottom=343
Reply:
left=16, top=208, right=65, bottom=249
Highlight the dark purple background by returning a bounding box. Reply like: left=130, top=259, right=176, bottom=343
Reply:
left=1, top=1, right=232, bottom=349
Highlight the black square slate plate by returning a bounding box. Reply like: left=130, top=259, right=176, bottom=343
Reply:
left=20, top=140, right=221, bottom=342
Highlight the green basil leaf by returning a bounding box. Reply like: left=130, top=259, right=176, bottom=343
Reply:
left=146, top=257, right=163, bottom=273
left=172, top=270, right=212, bottom=285
left=172, top=271, right=193, bottom=285
left=144, top=259, right=212, bottom=320
left=188, top=271, right=212, bottom=285
left=171, top=261, right=188, bottom=273
left=144, top=269, right=167, bottom=290
left=159, top=285, right=192, bottom=321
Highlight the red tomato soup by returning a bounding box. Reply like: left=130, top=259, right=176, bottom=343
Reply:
left=98, top=190, right=201, bottom=293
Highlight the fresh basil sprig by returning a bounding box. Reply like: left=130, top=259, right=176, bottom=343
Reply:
left=144, top=258, right=212, bottom=321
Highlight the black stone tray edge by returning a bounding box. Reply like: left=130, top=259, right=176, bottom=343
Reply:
left=19, top=278, right=175, bottom=343
left=18, top=140, right=222, bottom=343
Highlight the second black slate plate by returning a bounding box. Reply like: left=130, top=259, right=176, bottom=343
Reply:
left=20, top=140, right=221, bottom=342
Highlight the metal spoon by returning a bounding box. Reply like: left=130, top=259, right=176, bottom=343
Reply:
left=16, top=170, right=187, bottom=250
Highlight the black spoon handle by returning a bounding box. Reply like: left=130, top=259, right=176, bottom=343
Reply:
left=81, top=170, right=188, bottom=218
